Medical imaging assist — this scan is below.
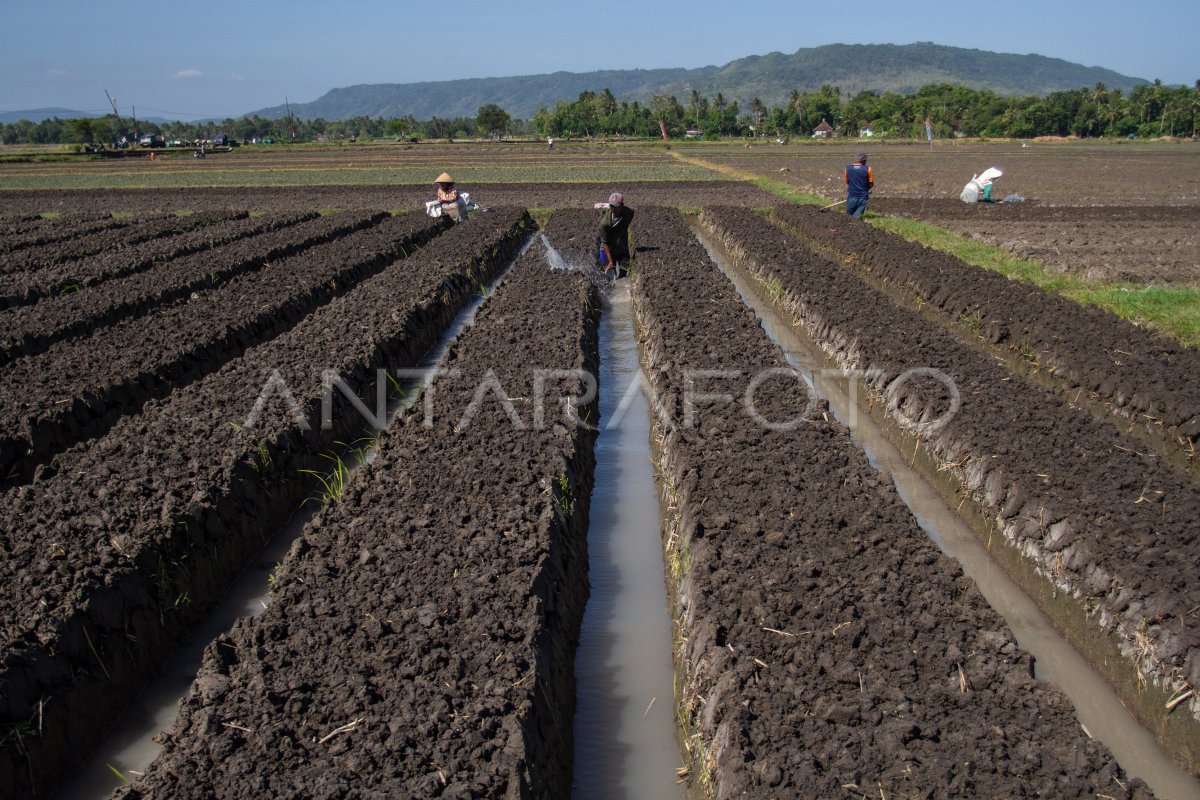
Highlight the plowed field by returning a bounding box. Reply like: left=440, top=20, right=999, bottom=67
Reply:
left=0, top=143, right=1196, bottom=799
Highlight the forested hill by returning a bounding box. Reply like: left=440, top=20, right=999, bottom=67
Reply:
left=250, top=42, right=1147, bottom=121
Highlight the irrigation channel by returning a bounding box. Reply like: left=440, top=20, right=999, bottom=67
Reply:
left=56, top=237, right=532, bottom=800
left=49, top=223, right=1200, bottom=799
left=693, top=222, right=1200, bottom=800
left=570, top=276, right=688, bottom=799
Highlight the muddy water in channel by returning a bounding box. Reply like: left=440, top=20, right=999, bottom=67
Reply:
left=695, top=224, right=1200, bottom=800
left=571, top=280, right=688, bottom=800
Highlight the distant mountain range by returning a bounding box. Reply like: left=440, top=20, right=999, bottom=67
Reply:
left=248, top=43, right=1148, bottom=121
left=2, top=43, right=1149, bottom=125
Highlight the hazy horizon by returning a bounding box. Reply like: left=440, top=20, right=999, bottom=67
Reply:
left=3, top=0, right=1195, bottom=120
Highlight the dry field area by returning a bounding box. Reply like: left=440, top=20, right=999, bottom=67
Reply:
left=686, top=139, right=1200, bottom=285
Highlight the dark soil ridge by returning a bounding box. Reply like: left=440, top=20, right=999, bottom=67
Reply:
left=865, top=200, right=1200, bottom=286
left=870, top=199, right=1200, bottom=224
left=1, top=209, right=112, bottom=228
left=0, top=211, right=447, bottom=486
left=1, top=213, right=145, bottom=254
left=700, top=206, right=1200, bottom=772
left=112, top=232, right=599, bottom=798
left=631, top=205, right=1148, bottom=798
left=1, top=212, right=238, bottom=277
left=0, top=211, right=385, bottom=365
left=0, top=181, right=775, bottom=216
left=0, top=210, right=533, bottom=799
left=0, top=210, right=317, bottom=311
left=771, top=204, right=1200, bottom=460
left=0, top=212, right=119, bottom=245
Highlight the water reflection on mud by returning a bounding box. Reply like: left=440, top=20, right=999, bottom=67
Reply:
left=571, top=281, right=687, bottom=800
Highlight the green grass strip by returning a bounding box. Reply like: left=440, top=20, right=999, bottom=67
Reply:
left=669, top=151, right=826, bottom=206
left=746, top=177, right=826, bottom=206
left=870, top=215, right=1200, bottom=349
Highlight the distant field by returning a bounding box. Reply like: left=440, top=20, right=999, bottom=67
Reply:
left=0, top=141, right=726, bottom=189
left=677, top=138, right=1200, bottom=205
left=2, top=137, right=1196, bottom=343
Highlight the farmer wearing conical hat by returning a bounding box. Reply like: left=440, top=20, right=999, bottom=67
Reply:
left=435, top=172, right=468, bottom=222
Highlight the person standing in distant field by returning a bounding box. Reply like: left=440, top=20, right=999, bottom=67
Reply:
left=598, top=192, right=634, bottom=278
left=845, top=151, right=874, bottom=219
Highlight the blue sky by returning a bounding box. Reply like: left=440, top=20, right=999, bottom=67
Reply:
left=2, top=0, right=1195, bottom=118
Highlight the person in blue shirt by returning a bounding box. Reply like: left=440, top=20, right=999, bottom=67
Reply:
left=844, top=151, right=874, bottom=219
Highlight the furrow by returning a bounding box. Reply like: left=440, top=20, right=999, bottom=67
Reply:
left=703, top=204, right=1200, bottom=771
left=0, top=208, right=533, bottom=800
left=0, top=212, right=445, bottom=485
left=634, top=206, right=1149, bottom=798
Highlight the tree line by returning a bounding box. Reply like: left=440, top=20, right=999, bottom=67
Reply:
left=2, top=81, right=1196, bottom=146
left=0, top=105, right=528, bottom=147
left=534, top=80, right=1199, bottom=140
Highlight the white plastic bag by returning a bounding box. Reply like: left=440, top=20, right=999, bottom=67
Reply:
left=425, top=200, right=443, bottom=218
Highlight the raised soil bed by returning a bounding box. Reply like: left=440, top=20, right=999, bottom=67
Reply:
left=0, top=210, right=533, bottom=799
left=771, top=203, right=1200, bottom=467
left=113, top=222, right=599, bottom=798
left=701, top=205, right=1200, bottom=775
left=632, top=205, right=1152, bottom=797
left=0, top=212, right=449, bottom=484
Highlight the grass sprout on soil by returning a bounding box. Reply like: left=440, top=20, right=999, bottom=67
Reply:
left=267, top=561, right=283, bottom=589
left=555, top=473, right=574, bottom=516
left=336, top=436, right=377, bottom=467
left=384, top=369, right=409, bottom=400
left=300, top=452, right=352, bottom=506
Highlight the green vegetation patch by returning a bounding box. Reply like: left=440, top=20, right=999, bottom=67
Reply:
left=747, top=177, right=826, bottom=207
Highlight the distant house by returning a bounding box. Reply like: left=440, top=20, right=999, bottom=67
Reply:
left=685, top=129, right=703, bottom=138
left=812, top=120, right=835, bottom=138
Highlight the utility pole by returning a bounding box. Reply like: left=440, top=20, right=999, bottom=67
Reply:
left=286, top=97, right=295, bottom=142
left=105, top=90, right=123, bottom=144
